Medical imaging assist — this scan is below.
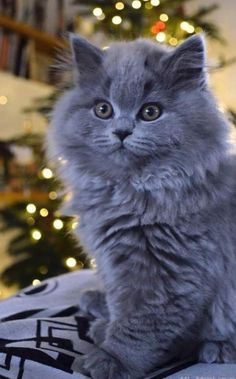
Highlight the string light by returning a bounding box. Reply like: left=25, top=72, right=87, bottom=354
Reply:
left=39, top=266, right=48, bottom=274
left=160, top=13, right=169, bottom=22
left=151, top=20, right=166, bottom=34
left=169, top=37, right=178, bottom=46
left=150, top=0, right=160, bottom=5
left=180, top=21, right=195, bottom=34
left=40, top=208, right=49, bottom=217
left=112, top=15, right=122, bottom=25
left=145, top=2, right=152, bottom=9
left=90, top=258, right=97, bottom=269
left=26, top=203, right=36, bottom=214
left=132, top=0, right=142, bottom=9
left=31, top=229, right=42, bottom=240
left=53, top=219, right=64, bottom=230
left=195, top=27, right=203, bottom=33
left=49, top=191, right=57, bottom=200
left=93, top=7, right=103, bottom=17
left=27, top=217, right=35, bottom=226
left=0, top=95, right=8, bottom=105
left=66, top=257, right=77, bottom=268
left=97, top=13, right=105, bottom=20
left=115, top=2, right=124, bottom=10
left=32, top=279, right=41, bottom=286
left=42, top=168, right=53, bottom=179
left=156, top=32, right=166, bottom=42
left=72, top=220, right=79, bottom=230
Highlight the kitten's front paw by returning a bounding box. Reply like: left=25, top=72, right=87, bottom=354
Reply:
left=199, top=341, right=236, bottom=363
left=78, top=290, right=109, bottom=319
left=88, top=318, right=108, bottom=345
left=83, top=347, right=131, bottom=379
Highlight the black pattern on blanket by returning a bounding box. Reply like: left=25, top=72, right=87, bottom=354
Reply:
left=0, top=270, right=97, bottom=379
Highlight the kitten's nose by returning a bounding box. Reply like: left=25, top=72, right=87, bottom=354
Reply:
left=112, top=129, right=132, bottom=141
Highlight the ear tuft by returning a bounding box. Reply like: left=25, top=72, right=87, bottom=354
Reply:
left=69, top=34, right=104, bottom=77
left=162, top=34, right=207, bottom=89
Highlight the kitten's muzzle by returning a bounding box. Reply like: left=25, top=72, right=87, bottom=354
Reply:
left=112, top=129, right=133, bottom=141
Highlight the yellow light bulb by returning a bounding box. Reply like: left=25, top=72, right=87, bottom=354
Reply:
left=72, top=221, right=78, bottom=230
left=132, top=0, right=142, bottom=9
left=53, top=219, right=64, bottom=230
left=40, top=208, right=49, bottom=217
left=32, top=279, right=41, bottom=286
left=180, top=21, right=194, bottom=34
left=180, top=21, right=188, bottom=30
left=93, top=7, right=103, bottom=17
left=160, top=13, right=169, bottom=22
left=90, top=258, right=97, bottom=269
left=42, top=168, right=53, bottom=179
left=150, top=0, right=160, bottom=6
left=66, top=257, right=77, bottom=268
left=31, top=229, right=42, bottom=240
left=195, top=27, right=203, bottom=34
left=26, top=203, right=36, bottom=214
left=27, top=217, right=35, bottom=226
left=0, top=95, right=8, bottom=105
left=97, top=13, right=105, bottom=20
left=112, top=15, right=122, bottom=25
left=156, top=32, right=166, bottom=43
left=187, top=25, right=195, bottom=34
left=115, top=2, right=124, bottom=10
left=169, top=37, right=178, bottom=46
left=39, top=266, right=48, bottom=274
left=49, top=191, right=57, bottom=200
left=145, top=2, right=152, bottom=9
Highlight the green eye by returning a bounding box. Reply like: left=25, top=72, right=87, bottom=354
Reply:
left=94, top=101, right=113, bottom=119
left=139, top=103, right=161, bottom=122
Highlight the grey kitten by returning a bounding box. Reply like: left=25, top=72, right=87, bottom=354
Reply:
left=48, top=34, right=236, bottom=379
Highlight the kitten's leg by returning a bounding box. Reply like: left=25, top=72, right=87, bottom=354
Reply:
left=82, top=314, right=189, bottom=379
left=78, top=290, right=109, bottom=319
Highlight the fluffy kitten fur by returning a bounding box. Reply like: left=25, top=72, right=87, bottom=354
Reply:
left=49, top=34, right=236, bottom=378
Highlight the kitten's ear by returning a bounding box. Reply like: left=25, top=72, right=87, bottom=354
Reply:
left=70, top=34, right=104, bottom=77
left=162, top=34, right=207, bottom=89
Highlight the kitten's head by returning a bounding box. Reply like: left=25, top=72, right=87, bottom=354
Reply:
left=51, top=35, right=229, bottom=184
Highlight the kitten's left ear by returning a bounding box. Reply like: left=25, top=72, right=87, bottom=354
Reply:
left=70, top=34, right=104, bottom=78
left=162, top=34, right=207, bottom=89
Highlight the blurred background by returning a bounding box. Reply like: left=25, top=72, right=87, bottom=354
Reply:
left=0, top=0, right=235, bottom=298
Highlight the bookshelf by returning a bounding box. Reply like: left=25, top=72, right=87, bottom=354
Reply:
left=0, top=14, right=67, bottom=56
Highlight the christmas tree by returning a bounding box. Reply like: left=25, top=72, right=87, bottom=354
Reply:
left=75, top=0, right=222, bottom=44
left=0, top=0, right=233, bottom=292
left=0, top=133, right=91, bottom=290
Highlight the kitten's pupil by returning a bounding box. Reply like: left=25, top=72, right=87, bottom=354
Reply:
left=100, top=104, right=108, bottom=114
left=94, top=101, right=113, bottom=119
left=146, top=107, right=155, bottom=117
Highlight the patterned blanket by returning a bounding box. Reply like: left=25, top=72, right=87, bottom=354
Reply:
left=0, top=269, right=234, bottom=379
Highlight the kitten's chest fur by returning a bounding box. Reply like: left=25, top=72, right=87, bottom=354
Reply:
left=76, top=177, right=220, bottom=306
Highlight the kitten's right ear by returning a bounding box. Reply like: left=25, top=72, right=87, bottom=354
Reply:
left=70, top=34, right=104, bottom=76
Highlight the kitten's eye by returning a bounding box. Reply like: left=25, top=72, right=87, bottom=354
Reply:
left=139, top=103, right=161, bottom=122
left=94, top=101, right=113, bottom=119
